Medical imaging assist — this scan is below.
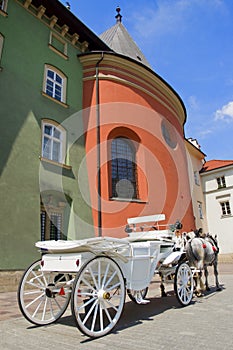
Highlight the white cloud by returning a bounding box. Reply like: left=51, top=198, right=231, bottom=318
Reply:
left=130, top=0, right=225, bottom=40
left=215, top=101, right=233, bottom=122
left=188, top=95, right=199, bottom=110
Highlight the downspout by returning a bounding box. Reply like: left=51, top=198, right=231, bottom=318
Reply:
left=96, top=52, right=104, bottom=237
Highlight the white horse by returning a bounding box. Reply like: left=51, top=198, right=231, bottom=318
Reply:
left=185, top=232, right=221, bottom=296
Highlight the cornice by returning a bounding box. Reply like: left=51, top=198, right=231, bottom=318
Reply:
left=79, top=52, right=186, bottom=126
left=15, top=0, right=89, bottom=52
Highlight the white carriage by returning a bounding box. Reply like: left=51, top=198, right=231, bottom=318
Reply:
left=18, top=214, right=194, bottom=338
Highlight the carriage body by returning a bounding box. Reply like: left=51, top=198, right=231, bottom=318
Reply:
left=38, top=238, right=174, bottom=291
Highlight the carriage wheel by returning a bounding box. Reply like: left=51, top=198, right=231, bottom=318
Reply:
left=18, top=260, right=71, bottom=325
left=71, top=256, right=125, bottom=338
left=127, top=287, right=148, bottom=303
left=174, top=262, right=194, bottom=306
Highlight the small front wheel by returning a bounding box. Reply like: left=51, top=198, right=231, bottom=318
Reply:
left=174, top=262, right=194, bottom=306
left=71, top=256, right=125, bottom=338
left=18, top=260, right=71, bottom=325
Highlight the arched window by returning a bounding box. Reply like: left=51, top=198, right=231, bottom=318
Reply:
left=41, top=120, right=66, bottom=163
left=111, top=137, right=138, bottom=199
left=43, top=65, right=67, bottom=103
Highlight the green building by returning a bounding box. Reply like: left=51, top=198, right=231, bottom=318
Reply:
left=0, top=0, right=110, bottom=272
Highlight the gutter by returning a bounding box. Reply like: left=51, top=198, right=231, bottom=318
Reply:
left=96, top=52, right=104, bottom=237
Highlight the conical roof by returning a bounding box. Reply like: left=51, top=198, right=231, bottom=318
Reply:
left=100, top=8, right=151, bottom=69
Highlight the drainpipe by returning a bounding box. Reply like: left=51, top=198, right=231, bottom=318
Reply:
left=96, top=52, right=104, bottom=237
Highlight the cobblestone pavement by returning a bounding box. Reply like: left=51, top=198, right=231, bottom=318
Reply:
left=0, top=264, right=232, bottom=350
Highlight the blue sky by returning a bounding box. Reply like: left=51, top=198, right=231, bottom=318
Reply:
left=63, top=0, right=233, bottom=160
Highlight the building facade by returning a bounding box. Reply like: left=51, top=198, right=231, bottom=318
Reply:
left=200, top=160, right=233, bottom=254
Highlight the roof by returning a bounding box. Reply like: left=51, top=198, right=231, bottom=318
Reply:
left=100, top=12, right=151, bottom=69
left=201, top=159, right=233, bottom=172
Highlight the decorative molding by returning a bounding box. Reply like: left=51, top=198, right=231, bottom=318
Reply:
left=37, top=5, right=46, bottom=19
left=61, top=24, right=69, bottom=37
left=71, top=33, right=79, bottom=45
left=81, top=41, right=89, bottom=52
left=40, top=156, right=72, bottom=170
left=23, top=0, right=32, bottom=9
left=49, top=15, right=58, bottom=28
left=41, top=91, right=69, bottom=108
left=48, top=44, right=68, bottom=60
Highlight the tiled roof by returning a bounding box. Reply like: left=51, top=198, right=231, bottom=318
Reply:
left=201, top=159, right=233, bottom=172
left=100, top=22, right=151, bottom=69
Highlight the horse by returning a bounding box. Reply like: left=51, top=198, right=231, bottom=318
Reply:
left=185, top=233, right=221, bottom=296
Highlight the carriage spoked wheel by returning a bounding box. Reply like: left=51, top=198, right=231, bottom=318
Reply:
left=127, top=287, right=148, bottom=303
left=174, top=262, right=194, bottom=306
left=71, top=256, right=125, bottom=338
left=18, top=260, right=71, bottom=325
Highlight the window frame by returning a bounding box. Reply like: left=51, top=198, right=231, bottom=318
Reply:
left=0, top=33, right=4, bottom=69
left=216, top=176, right=226, bottom=189
left=197, top=201, right=203, bottom=219
left=49, top=31, right=68, bottom=59
left=110, top=137, right=138, bottom=200
left=220, top=200, right=231, bottom=217
left=41, top=205, right=65, bottom=241
left=194, top=170, right=200, bottom=186
left=0, top=0, right=8, bottom=14
left=43, top=64, right=67, bottom=104
left=41, top=119, right=66, bottom=165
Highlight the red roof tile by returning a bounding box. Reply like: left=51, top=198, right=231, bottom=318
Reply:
left=201, top=159, right=233, bottom=172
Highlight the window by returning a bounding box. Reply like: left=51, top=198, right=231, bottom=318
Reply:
left=49, top=32, right=68, bottom=58
left=194, top=171, right=200, bottom=185
left=41, top=120, right=66, bottom=163
left=43, top=65, right=67, bottom=103
left=40, top=196, right=66, bottom=241
left=41, top=210, right=63, bottom=241
left=0, top=0, right=8, bottom=13
left=220, top=201, right=231, bottom=216
left=216, top=176, right=226, bottom=189
left=161, top=119, right=177, bottom=149
left=198, top=201, right=203, bottom=219
left=111, top=137, right=138, bottom=199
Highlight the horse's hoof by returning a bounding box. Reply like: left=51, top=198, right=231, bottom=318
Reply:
left=195, top=292, right=204, bottom=297
left=216, top=287, right=222, bottom=291
left=161, top=292, right=167, bottom=297
left=206, top=287, right=211, bottom=291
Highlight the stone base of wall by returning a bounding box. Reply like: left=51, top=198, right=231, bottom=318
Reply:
left=0, top=271, right=24, bottom=292
left=218, top=253, right=233, bottom=263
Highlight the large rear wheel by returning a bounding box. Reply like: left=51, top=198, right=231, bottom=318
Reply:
left=71, top=256, right=125, bottom=338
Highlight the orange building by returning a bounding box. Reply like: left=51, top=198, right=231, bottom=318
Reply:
left=78, top=9, right=195, bottom=237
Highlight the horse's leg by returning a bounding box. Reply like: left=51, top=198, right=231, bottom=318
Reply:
left=213, top=259, right=222, bottom=291
left=204, top=266, right=210, bottom=291
left=159, top=274, right=167, bottom=297
left=195, top=271, right=204, bottom=297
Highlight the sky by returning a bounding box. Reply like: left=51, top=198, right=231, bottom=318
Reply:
left=61, top=0, right=233, bottom=161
